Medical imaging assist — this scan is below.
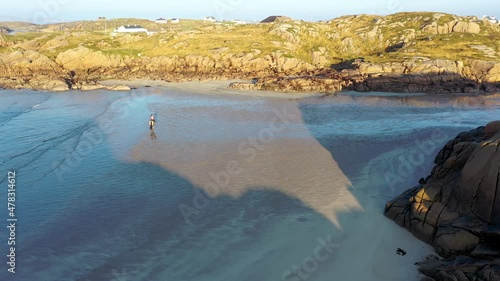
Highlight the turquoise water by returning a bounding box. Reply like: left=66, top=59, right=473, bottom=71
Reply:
left=0, top=88, right=499, bottom=281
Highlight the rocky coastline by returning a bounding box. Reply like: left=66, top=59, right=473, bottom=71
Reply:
left=229, top=58, right=500, bottom=94
left=0, top=47, right=499, bottom=94
left=1, top=12, right=499, bottom=94
left=385, top=121, right=500, bottom=280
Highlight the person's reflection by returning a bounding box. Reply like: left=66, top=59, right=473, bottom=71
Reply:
left=150, top=130, right=157, bottom=140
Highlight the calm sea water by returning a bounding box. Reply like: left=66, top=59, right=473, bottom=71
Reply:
left=0, top=87, right=499, bottom=281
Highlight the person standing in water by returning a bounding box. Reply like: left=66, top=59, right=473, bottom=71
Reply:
left=149, top=114, right=155, bottom=130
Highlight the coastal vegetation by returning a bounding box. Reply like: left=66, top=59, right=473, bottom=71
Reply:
left=0, top=12, right=499, bottom=92
left=1, top=13, right=498, bottom=63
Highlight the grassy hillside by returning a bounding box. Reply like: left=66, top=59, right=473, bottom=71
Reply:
left=0, top=12, right=499, bottom=65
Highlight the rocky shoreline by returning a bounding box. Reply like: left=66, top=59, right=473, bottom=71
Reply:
left=229, top=58, right=500, bottom=94
left=385, top=121, right=500, bottom=281
left=2, top=12, right=500, bottom=94
left=0, top=46, right=499, bottom=94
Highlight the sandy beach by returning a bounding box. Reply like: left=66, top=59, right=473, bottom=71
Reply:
left=118, top=82, right=500, bottom=280
left=100, top=79, right=327, bottom=99
left=2, top=83, right=499, bottom=281
left=128, top=113, right=434, bottom=280
left=2, top=3, right=500, bottom=279
left=114, top=84, right=448, bottom=281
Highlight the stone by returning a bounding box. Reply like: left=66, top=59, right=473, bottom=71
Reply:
left=56, top=46, right=123, bottom=71
left=484, top=121, right=500, bottom=139
left=106, top=85, right=131, bottom=91
left=477, top=265, right=500, bottom=280
left=229, top=82, right=257, bottom=90
left=79, top=83, right=105, bottom=91
left=386, top=123, right=500, bottom=281
left=29, top=76, right=70, bottom=92
left=434, top=228, right=480, bottom=256
left=471, top=243, right=500, bottom=258
left=452, top=22, right=481, bottom=34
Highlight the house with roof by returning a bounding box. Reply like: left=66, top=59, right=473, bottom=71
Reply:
left=483, top=15, right=499, bottom=24
left=155, top=18, right=168, bottom=24
left=232, top=19, right=247, bottom=25
left=114, top=25, right=148, bottom=33
left=171, top=18, right=180, bottom=24
left=204, top=16, right=216, bottom=22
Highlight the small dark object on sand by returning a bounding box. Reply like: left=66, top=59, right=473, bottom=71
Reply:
left=397, top=248, right=407, bottom=256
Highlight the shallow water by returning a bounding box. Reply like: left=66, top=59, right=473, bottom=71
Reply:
left=1, top=88, right=500, bottom=281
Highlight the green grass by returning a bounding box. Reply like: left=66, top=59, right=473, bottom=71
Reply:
left=436, top=14, right=456, bottom=25
left=103, top=48, right=141, bottom=57
left=1, top=12, right=499, bottom=67
left=2, top=32, right=41, bottom=43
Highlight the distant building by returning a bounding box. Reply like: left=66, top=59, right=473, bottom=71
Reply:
left=171, top=18, right=180, bottom=24
left=114, top=25, right=148, bottom=33
left=232, top=19, right=246, bottom=25
left=155, top=18, right=168, bottom=24
left=483, top=15, right=499, bottom=24
left=98, top=16, right=107, bottom=21
left=204, top=16, right=216, bottom=22
left=260, top=16, right=292, bottom=23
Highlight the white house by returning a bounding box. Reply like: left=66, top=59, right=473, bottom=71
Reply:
left=232, top=19, right=247, bottom=25
left=155, top=18, right=168, bottom=24
left=204, top=16, right=216, bottom=22
left=483, top=15, right=499, bottom=24
left=114, top=25, right=148, bottom=33
left=171, top=18, right=180, bottom=24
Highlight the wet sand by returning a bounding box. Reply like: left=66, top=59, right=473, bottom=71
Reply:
left=4, top=85, right=499, bottom=280
left=86, top=81, right=500, bottom=279
left=120, top=89, right=440, bottom=281
left=100, top=79, right=326, bottom=98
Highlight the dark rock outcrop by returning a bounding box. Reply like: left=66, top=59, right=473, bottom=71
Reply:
left=417, top=256, right=500, bottom=281
left=229, top=58, right=500, bottom=94
left=385, top=121, right=500, bottom=281
left=229, top=73, right=348, bottom=93
left=0, top=27, right=12, bottom=34
left=260, top=16, right=292, bottom=23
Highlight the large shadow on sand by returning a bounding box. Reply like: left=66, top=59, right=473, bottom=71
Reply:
left=12, top=163, right=343, bottom=281
left=111, top=91, right=480, bottom=281
left=1, top=114, right=349, bottom=281
left=9, top=90, right=498, bottom=281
